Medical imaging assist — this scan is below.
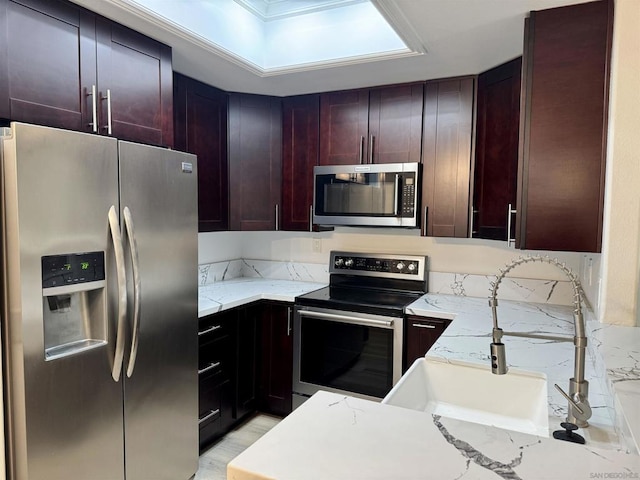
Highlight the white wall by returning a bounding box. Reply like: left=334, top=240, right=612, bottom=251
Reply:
left=598, top=0, right=640, bottom=327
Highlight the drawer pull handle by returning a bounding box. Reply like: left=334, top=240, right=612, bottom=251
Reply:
left=198, top=409, right=220, bottom=425
left=198, top=325, right=221, bottom=336
left=412, top=323, right=436, bottom=329
left=198, top=361, right=221, bottom=375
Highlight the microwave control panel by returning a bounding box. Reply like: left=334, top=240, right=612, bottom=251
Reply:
left=401, top=175, right=416, bottom=217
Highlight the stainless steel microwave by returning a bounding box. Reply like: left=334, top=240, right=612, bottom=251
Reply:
left=313, top=162, right=420, bottom=227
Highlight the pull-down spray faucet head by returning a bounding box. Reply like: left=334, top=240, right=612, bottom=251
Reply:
left=487, top=255, right=592, bottom=428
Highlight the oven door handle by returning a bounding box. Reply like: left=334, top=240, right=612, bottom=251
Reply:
left=298, top=310, right=394, bottom=329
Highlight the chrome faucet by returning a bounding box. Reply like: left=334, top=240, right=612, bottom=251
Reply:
left=488, top=255, right=592, bottom=428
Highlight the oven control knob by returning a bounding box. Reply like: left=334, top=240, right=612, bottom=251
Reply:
left=407, top=263, right=416, bottom=272
left=345, top=258, right=354, bottom=268
left=334, top=258, right=344, bottom=268
left=396, top=262, right=405, bottom=271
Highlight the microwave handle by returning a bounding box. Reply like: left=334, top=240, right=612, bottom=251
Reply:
left=394, top=174, right=400, bottom=215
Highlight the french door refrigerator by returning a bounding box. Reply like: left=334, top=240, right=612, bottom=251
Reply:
left=0, top=122, right=198, bottom=480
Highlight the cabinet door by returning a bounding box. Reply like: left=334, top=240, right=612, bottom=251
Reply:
left=96, top=19, right=173, bottom=147
left=174, top=74, right=228, bottom=232
left=281, top=95, right=319, bottom=231
left=228, top=93, right=282, bottom=231
left=516, top=1, right=612, bottom=253
left=318, top=89, right=369, bottom=165
left=236, top=306, right=258, bottom=420
left=473, top=58, right=521, bottom=241
left=404, top=316, right=450, bottom=372
left=0, top=0, right=96, bottom=131
left=258, top=303, right=293, bottom=416
left=368, top=83, right=423, bottom=164
left=421, top=78, right=475, bottom=237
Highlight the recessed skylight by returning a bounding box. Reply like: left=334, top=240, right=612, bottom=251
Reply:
left=126, top=0, right=414, bottom=73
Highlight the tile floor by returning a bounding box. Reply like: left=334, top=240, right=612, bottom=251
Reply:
left=195, top=414, right=281, bottom=480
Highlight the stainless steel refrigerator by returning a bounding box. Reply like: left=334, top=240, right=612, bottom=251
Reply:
left=0, top=122, right=198, bottom=480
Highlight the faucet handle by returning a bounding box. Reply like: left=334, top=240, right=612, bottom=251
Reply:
left=554, top=383, right=592, bottom=422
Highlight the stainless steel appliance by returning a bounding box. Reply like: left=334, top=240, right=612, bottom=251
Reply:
left=293, top=251, right=427, bottom=408
left=313, top=162, right=420, bottom=227
left=0, top=123, right=198, bottom=480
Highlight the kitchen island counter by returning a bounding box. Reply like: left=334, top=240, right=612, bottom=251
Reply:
left=228, top=390, right=640, bottom=480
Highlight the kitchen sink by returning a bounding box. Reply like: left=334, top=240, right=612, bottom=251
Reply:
left=382, top=356, right=549, bottom=437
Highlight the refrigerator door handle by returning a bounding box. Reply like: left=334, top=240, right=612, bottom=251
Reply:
left=108, top=205, right=127, bottom=381
left=123, top=206, right=141, bottom=378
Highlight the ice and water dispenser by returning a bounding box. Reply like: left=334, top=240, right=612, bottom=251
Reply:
left=41, top=252, right=107, bottom=360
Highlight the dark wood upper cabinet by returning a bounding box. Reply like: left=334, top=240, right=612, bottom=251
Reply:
left=228, top=93, right=282, bottom=231
left=0, top=0, right=173, bottom=147
left=472, top=58, right=521, bottom=242
left=318, top=89, right=369, bottom=165
left=319, top=84, right=423, bottom=166
left=95, top=19, right=173, bottom=147
left=0, top=0, right=96, bottom=131
left=281, top=95, right=319, bottom=232
left=516, top=0, right=613, bottom=253
left=368, top=83, right=423, bottom=165
left=421, top=77, right=475, bottom=238
left=174, top=73, right=228, bottom=232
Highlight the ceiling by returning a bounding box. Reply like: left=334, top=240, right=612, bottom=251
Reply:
left=71, top=0, right=596, bottom=97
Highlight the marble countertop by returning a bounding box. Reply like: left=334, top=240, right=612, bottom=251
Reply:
left=198, top=277, right=640, bottom=477
left=198, top=278, right=326, bottom=317
left=228, top=390, right=640, bottom=480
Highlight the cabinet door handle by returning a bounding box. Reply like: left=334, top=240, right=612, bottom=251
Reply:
left=101, top=89, right=112, bottom=135
left=87, top=85, right=98, bottom=132
left=309, top=205, right=313, bottom=232
left=198, top=361, right=221, bottom=375
left=198, top=409, right=220, bottom=425
left=506, top=203, right=517, bottom=246
left=422, top=206, right=428, bottom=236
left=287, top=307, right=292, bottom=336
left=470, top=205, right=478, bottom=238
left=275, top=204, right=279, bottom=231
left=198, top=324, right=221, bottom=336
left=412, top=323, right=436, bottom=329
left=358, top=136, right=365, bottom=164
left=369, top=135, right=374, bottom=164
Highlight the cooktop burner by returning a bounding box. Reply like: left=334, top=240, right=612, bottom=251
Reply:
left=295, top=251, right=428, bottom=316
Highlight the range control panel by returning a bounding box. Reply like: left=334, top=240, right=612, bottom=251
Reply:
left=330, top=251, right=426, bottom=280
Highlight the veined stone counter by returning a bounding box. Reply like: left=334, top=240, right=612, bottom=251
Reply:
left=406, top=293, right=640, bottom=453
left=198, top=278, right=326, bottom=318
left=228, top=390, right=640, bottom=480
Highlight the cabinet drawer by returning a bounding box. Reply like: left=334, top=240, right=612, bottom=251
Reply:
left=199, top=377, right=233, bottom=450
left=198, top=311, right=235, bottom=343
left=199, top=335, right=233, bottom=380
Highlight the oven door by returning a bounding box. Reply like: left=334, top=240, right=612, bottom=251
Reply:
left=293, top=305, right=403, bottom=406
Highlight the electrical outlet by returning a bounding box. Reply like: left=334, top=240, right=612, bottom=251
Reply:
left=312, top=238, right=322, bottom=253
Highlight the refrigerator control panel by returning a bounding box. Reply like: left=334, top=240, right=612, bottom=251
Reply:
left=42, top=252, right=105, bottom=288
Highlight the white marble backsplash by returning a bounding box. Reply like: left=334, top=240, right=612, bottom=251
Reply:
left=429, top=272, right=574, bottom=306
left=199, top=259, right=329, bottom=286
left=198, top=260, right=574, bottom=306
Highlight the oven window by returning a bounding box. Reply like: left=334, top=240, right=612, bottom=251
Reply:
left=299, top=316, right=393, bottom=398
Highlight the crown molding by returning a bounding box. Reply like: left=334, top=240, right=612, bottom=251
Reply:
left=371, top=0, right=429, bottom=54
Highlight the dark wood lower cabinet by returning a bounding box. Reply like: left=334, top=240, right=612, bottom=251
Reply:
left=258, top=302, right=293, bottom=416
left=403, top=316, right=450, bottom=372
left=198, top=301, right=293, bottom=449
left=236, top=306, right=259, bottom=420
left=198, top=309, right=236, bottom=450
